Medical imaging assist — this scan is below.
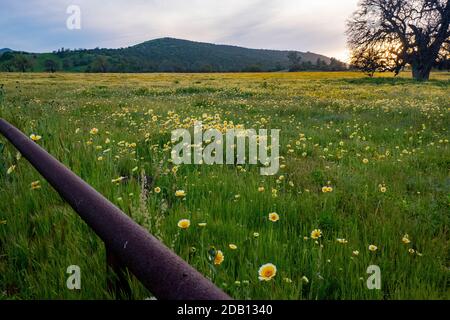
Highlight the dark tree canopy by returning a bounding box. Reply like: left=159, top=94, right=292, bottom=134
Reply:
left=288, top=51, right=302, bottom=71
left=350, top=47, right=389, bottom=77
left=347, top=0, right=450, bottom=80
left=44, top=59, right=59, bottom=73
left=12, top=55, right=33, bottom=72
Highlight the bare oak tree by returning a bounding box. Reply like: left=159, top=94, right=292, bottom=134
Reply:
left=347, top=0, right=450, bottom=80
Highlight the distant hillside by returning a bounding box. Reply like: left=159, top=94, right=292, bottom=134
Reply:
left=119, top=38, right=333, bottom=72
left=0, top=38, right=347, bottom=73
left=0, top=48, right=12, bottom=55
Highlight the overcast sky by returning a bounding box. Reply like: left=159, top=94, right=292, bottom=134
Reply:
left=0, top=0, right=359, bottom=62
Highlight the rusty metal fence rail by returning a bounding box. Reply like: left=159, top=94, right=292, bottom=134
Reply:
left=0, top=118, right=231, bottom=300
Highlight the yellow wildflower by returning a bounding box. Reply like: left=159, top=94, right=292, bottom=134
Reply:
left=311, top=229, right=322, bottom=240
left=7, top=165, right=16, bottom=175
left=258, top=263, right=277, bottom=281
left=31, top=181, right=41, bottom=190
left=214, top=250, right=224, bottom=265
left=175, top=190, right=186, bottom=198
left=30, top=134, right=42, bottom=141
left=268, top=212, right=280, bottom=222
left=177, top=219, right=190, bottom=229
left=111, top=176, right=125, bottom=183
left=402, top=234, right=411, bottom=244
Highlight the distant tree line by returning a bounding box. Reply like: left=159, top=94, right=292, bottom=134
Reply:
left=2, top=47, right=447, bottom=75
left=287, top=52, right=348, bottom=71
left=0, top=52, right=33, bottom=72
left=0, top=39, right=350, bottom=73
left=1, top=51, right=349, bottom=73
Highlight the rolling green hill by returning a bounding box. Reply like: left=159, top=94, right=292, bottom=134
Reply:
left=0, top=48, right=12, bottom=55
left=0, top=38, right=346, bottom=72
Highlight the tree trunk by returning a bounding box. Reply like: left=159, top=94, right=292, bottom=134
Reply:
left=412, top=63, right=432, bottom=81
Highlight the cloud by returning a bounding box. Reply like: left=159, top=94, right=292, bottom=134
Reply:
left=0, top=0, right=358, bottom=61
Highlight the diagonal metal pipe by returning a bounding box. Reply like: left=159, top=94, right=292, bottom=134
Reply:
left=0, top=118, right=231, bottom=300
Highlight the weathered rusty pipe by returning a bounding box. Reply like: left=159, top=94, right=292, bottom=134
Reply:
left=0, top=118, right=231, bottom=300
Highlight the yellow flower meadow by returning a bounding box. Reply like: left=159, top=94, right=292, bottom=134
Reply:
left=214, top=250, right=224, bottom=265
left=311, top=229, right=322, bottom=240
left=177, top=219, right=191, bottom=229
left=258, top=263, right=277, bottom=281
left=268, top=212, right=280, bottom=222
left=2, top=69, right=448, bottom=300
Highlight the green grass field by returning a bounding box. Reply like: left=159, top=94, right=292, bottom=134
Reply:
left=0, top=71, right=449, bottom=300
